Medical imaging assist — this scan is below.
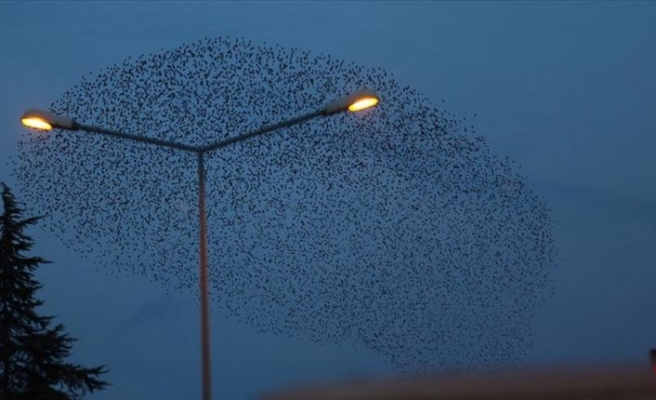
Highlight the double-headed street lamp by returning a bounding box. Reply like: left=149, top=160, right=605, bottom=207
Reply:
left=20, top=89, right=379, bottom=400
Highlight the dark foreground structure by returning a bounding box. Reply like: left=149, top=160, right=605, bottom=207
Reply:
left=263, top=364, right=656, bottom=400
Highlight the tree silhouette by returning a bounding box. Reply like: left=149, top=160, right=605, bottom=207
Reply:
left=0, top=183, right=109, bottom=400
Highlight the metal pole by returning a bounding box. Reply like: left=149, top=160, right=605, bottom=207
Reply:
left=200, top=109, right=324, bottom=153
left=77, top=123, right=199, bottom=152
left=37, top=106, right=348, bottom=400
left=197, top=152, right=212, bottom=400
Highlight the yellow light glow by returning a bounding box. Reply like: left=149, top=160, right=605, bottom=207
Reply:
left=21, top=117, right=52, bottom=131
left=348, top=97, right=379, bottom=112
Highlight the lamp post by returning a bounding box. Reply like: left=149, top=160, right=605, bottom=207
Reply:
left=20, top=89, right=379, bottom=400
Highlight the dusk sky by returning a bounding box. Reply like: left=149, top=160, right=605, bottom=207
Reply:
left=1, top=2, right=656, bottom=399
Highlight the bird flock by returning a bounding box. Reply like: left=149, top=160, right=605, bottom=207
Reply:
left=13, top=36, right=555, bottom=373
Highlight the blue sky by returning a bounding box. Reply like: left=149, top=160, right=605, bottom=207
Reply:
left=1, top=2, right=655, bottom=399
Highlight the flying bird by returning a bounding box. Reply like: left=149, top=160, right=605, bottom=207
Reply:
left=13, top=36, right=555, bottom=374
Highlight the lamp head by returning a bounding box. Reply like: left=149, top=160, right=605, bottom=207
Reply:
left=323, top=90, right=380, bottom=115
left=21, top=109, right=78, bottom=131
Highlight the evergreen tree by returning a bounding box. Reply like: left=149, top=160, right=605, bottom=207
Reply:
left=0, top=183, right=109, bottom=400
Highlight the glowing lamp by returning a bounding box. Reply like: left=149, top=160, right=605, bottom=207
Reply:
left=20, top=109, right=78, bottom=131
left=324, top=90, right=380, bottom=115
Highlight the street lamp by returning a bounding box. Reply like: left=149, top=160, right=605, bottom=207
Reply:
left=20, top=89, right=379, bottom=400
